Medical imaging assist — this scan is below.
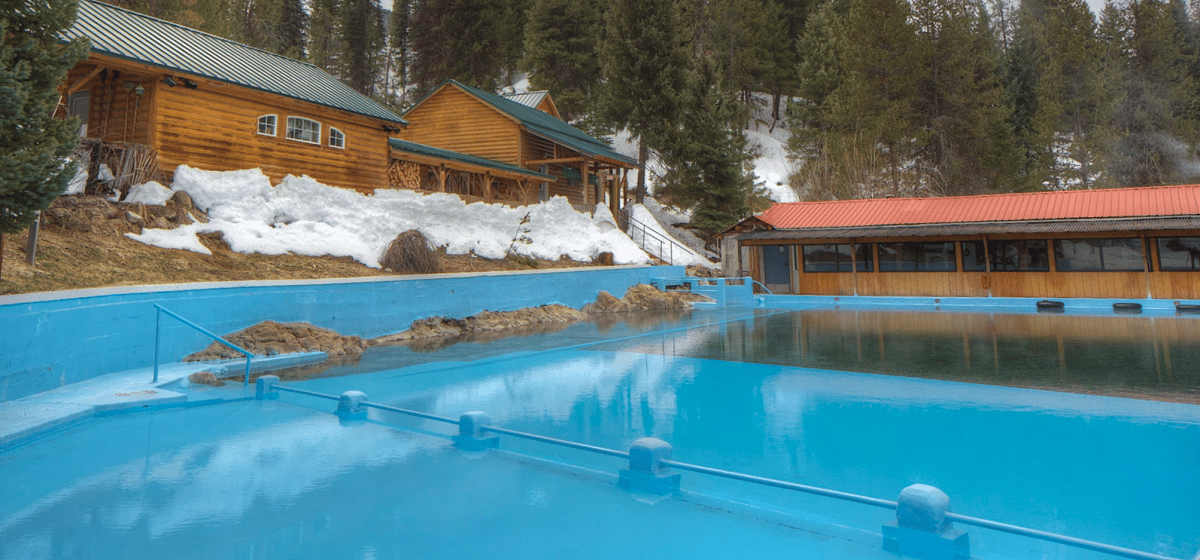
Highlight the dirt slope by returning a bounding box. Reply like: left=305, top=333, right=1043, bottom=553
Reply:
left=0, top=195, right=592, bottom=296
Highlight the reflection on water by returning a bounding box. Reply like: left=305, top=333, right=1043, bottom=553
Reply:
left=597, top=308, right=1200, bottom=404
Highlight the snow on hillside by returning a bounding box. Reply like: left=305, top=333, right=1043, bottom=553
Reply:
left=627, top=204, right=712, bottom=266
left=124, top=166, right=651, bottom=268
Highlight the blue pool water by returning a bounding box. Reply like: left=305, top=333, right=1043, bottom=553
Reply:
left=2, top=306, right=1198, bottom=559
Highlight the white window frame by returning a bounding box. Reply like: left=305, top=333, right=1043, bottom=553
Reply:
left=286, top=116, right=321, bottom=144
left=328, top=127, right=345, bottom=149
left=257, top=114, right=277, bottom=136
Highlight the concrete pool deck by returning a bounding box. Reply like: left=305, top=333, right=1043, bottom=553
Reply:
left=0, top=352, right=325, bottom=452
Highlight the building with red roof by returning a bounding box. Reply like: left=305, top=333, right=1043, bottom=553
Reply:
left=719, top=185, right=1200, bottom=299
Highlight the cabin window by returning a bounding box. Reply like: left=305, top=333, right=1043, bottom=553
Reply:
left=257, top=115, right=277, bottom=136
left=1054, top=238, right=1144, bottom=271
left=67, top=91, right=91, bottom=137
left=329, top=127, right=345, bottom=148
left=286, top=116, right=321, bottom=144
left=801, top=244, right=872, bottom=272
left=988, top=239, right=1049, bottom=271
left=1157, top=237, right=1200, bottom=270
left=878, top=242, right=956, bottom=272
left=960, top=241, right=988, bottom=271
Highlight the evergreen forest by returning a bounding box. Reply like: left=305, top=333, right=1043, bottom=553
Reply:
left=97, top=0, right=1200, bottom=222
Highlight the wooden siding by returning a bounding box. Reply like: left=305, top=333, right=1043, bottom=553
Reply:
left=154, top=79, right=390, bottom=192
left=65, top=64, right=154, bottom=144
left=64, top=54, right=393, bottom=192
left=400, top=86, right=522, bottom=165
left=745, top=234, right=1200, bottom=299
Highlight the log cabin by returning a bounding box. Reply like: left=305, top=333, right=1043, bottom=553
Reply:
left=395, top=80, right=638, bottom=214
left=720, top=185, right=1200, bottom=300
left=57, top=0, right=409, bottom=193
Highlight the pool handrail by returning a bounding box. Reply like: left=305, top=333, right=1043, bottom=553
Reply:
left=153, top=304, right=254, bottom=386
left=261, top=379, right=1186, bottom=560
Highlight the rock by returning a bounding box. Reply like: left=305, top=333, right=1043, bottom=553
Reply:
left=151, top=216, right=172, bottom=229
left=188, top=371, right=218, bottom=385
left=594, top=252, right=614, bottom=265
left=586, top=284, right=712, bottom=313
left=686, top=264, right=722, bottom=278
left=582, top=291, right=631, bottom=313
left=185, top=321, right=369, bottom=363
left=168, top=190, right=194, bottom=210
left=371, top=304, right=586, bottom=346
left=125, top=211, right=144, bottom=225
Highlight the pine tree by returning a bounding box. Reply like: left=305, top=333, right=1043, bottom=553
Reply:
left=521, top=0, right=601, bottom=121
left=410, top=0, right=507, bottom=96
left=786, top=0, right=849, bottom=199
left=308, top=0, right=345, bottom=77
left=831, top=0, right=927, bottom=195
left=911, top=0, right=1019, bottom=194
left=599, top=0, right=691, bottom=203
left=386, top=0, right=411, bottom=102
left=277, top=0, right=307, bottom=59
left=661, top=55, right=755, bottom=235
left=342, top=0, right=385, bottom=95
left=706, top=0, right=786, bottom=121
left=1026, top=0, right=1116, bottom=189
left=1, top=0, right=89, bottom=275
left=1106, top=0, right=1200, bottom=186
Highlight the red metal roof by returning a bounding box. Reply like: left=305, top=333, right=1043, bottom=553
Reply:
left=758, top=185, right=1200, bottom=229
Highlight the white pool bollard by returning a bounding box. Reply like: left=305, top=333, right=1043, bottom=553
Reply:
left=452, top=411, right=499, bottom=451
left=255, top=375, right=280, bottom=400
left=336, top=391, right=369, bottom=421
left=618, top=438, right=680, bottom=495
left=882, top=484, right=970, bottom=560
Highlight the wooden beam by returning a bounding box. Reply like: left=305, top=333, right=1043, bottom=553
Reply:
left=437, top=164, right=447, bottom=193
left=67, top=65, right=104, bottom=95
left=524, top=157, right=585, bottom=165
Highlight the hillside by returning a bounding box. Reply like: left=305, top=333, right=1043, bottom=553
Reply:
left=0, top=195, right=592, bottom=296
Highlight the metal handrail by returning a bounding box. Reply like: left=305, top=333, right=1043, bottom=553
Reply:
left=264, top=380, right=1186, bottom=560
left=621, top=208, right=694, bottom=266
left=154, top=304, right=254, bottom=385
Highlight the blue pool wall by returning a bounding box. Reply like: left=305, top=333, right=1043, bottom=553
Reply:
left=0, top=265, right=684, bottom=403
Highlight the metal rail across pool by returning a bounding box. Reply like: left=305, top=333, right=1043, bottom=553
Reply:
left=263, top=379, right=1185, bottom=560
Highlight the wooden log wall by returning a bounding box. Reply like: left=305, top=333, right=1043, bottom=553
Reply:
left=399, top=86, right=522, bottom=164
left=153, top=79, right=391, bottom=192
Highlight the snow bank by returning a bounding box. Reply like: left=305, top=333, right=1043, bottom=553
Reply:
left=125, top=166, right=650, bottom=268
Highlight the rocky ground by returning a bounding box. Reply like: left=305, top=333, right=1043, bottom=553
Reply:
left=183, top=284, right=713, bottom=384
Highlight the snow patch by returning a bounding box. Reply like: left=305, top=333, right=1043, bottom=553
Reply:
left=123, top=181, right=172, bottom=205
left=125, top=166, right=651, bottom=267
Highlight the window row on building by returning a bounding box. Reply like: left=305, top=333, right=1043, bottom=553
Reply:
left=257, top=115, right=344, bottom=149
left=795, top=237, right=1200, bottom=273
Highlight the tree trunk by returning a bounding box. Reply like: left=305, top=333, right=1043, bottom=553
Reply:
left=636, top=141, right=648, bottom=204
left=0, top=233, right=5, bottom=280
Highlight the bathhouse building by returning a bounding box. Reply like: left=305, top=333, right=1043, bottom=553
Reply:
left=721, top=185, right=1200, bottom=300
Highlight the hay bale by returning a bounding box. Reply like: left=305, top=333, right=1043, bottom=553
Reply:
left=381, top=229, right=440, bottom=274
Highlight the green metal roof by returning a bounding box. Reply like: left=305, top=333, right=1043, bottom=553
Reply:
left=389, top=138, right=556, bottom=181
left=62, top=0, right=406, bottom=125
left=412, top=80, right=636, bottom=167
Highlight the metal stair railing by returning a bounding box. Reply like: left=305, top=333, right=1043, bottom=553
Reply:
left=621, top=207, right=696, bottom=266
left=153, top=304, right=254, bottom=386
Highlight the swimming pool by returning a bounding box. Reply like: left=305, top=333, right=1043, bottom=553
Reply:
left=1, top=305, right=1197, bottom=560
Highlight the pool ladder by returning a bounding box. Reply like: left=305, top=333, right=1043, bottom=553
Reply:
left=253, top=376, right=1187, bottom=560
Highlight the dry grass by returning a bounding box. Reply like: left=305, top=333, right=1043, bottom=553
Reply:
left=0, top=196, right=593, bottom=296
left=380, top=230, right=440, bottom=274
